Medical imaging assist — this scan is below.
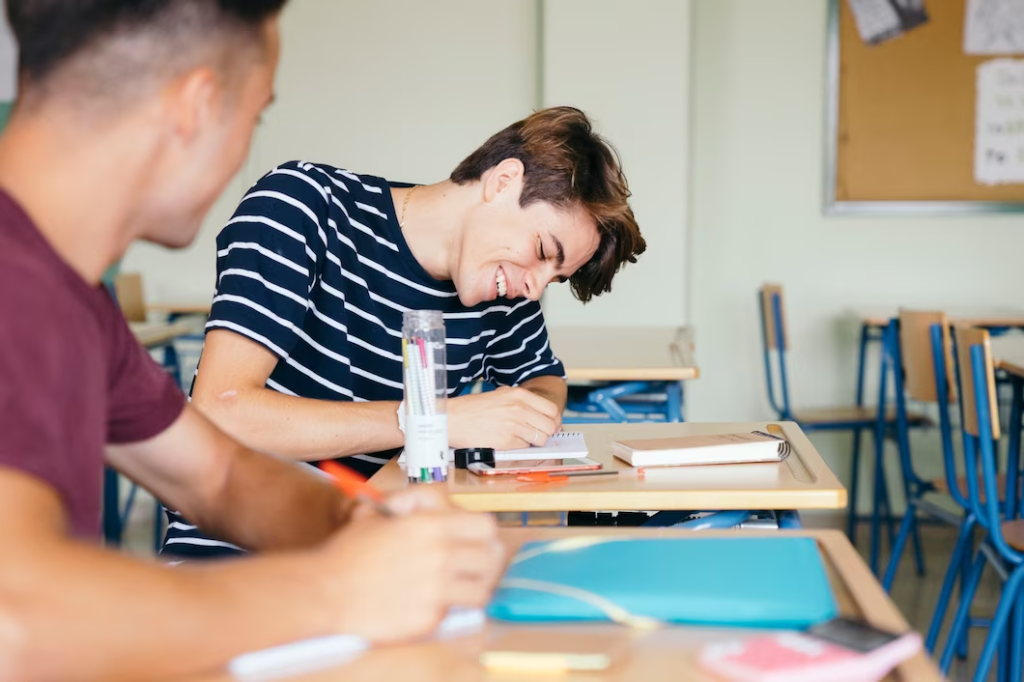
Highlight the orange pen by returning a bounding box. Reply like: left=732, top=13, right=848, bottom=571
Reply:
left=320, top=460, right=395, bottom=517
left=515, top=470, right=619, bottom=483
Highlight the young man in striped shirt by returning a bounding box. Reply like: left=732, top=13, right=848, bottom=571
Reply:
left=0, top=1, right=503, bottom=678
left=166, top=107, right=647, bottom=558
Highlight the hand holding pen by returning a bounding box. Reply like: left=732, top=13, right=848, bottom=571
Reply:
left=312, top=473, right=505, bottom=645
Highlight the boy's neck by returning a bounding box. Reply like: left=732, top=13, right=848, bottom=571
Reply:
left=0, top=110, right=154, bottom=285
left=393, top=179, right=472, bottom=281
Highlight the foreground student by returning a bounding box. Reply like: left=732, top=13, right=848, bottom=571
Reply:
left=0, top=2, right=503, bottom=680
left=167, top=107, right=646, bottom=557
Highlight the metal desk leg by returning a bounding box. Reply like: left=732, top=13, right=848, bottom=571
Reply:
left=103, top=466, right=122, bottom=546
left=666, top=381, right=683, bottom=422
left=1007, top=376, right=1023, bottom=520
left=869, top=332, right=891, bottom=576
left=849, top=323, right=873, bottom=541
left=162, top=343, right=183, bottom=388
left=777, top=510, right=803, bottom=529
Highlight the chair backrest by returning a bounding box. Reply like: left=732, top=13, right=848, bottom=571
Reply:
left=758, top=284, right=791, bottom=419
left=759, top=284, right=788, bottom=351
left=955, top=326, right=1000, bottom=441
left=898, top=310, right=955, bottom=404
left=114, top=273, right=147, bottom=323
left=953, top=327, right=1015, bottom=556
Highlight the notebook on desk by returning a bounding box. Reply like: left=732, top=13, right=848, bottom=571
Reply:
left=613, top=431, right=790, bottom=468
left=493, top=432, right=588, bottom=461
left=487, top=537, right=837, bottom=630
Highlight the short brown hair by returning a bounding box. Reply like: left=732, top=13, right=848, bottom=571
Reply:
left=450, top=106, right=645, bottom=303
left=9, top=0, right=285, bottom=104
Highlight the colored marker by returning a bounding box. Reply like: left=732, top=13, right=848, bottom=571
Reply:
left=416, top=336, right=428, bottom=368
left=319, top=460, right=394, bottom=518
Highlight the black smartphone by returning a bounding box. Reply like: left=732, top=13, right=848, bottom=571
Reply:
left=806, top=617, right=904, bottom=653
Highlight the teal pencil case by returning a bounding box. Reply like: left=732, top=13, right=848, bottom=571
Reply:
left=487, top=537, right=838, bottom=630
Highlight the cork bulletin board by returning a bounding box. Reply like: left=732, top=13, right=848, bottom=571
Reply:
left=825, top=0, right=1024, bottom=213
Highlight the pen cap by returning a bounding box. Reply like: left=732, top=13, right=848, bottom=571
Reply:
left=454, top=447, right=495, bottom=469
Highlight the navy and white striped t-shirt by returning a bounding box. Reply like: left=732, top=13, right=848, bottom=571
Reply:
left=162, top=161, right=565, bottom=559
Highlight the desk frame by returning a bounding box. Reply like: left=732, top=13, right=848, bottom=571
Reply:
left=372, top=422, right=847, bottom=514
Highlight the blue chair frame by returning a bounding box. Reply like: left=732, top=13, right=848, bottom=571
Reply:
left=880, top=315, right=966, bottom=593
left=564, top=381, right=684, bottom=424
left=759, top=286, right=899, bottom=565
left=939, top=334, right=1024, bottom=682
left=879, top=321, right=986, bottom=659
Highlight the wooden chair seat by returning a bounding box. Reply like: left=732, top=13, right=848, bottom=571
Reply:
left=1001, top=520, right=1024, bottom=551
left=933, top=474, right=1011, bottom=503
left=792, top=406, right=931, bottom=427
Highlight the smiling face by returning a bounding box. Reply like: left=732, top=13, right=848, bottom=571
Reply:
left=452, top=159, right=601, bottom=307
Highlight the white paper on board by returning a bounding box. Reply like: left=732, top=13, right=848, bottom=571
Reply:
left=965, top=0, right=1024, bottom=55
left=846, top=0, right=929, bottom=45
left=847, top=0, right=904, bottom=43
left=975, top=58, right=1024, bottom=185
left=0, top=1, right=15, bottom=101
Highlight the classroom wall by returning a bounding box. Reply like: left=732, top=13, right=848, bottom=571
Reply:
left=122, top=0, right=539, bottom=302
left=118, top=0, right=1024, bottom=500
left=688, top=0, right=1024, bottom=504
left=122, top=0, right=692, bottom=328
left=540, top=0, right=691, bottom=328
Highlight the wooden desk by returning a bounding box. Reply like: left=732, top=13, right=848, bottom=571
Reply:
left=372, top=422, right=847, bottom=511
left=135, top=319, right=701, bottom=382
left=547, top=325, right=698, bottom=382
left=187, top=529, right=939, bottom=682
left=855, top=308, right=1024, bottom=330
left=992, top=335, right=1024, bottom=378
left=129, top=317, right=204, bottom=349
left=148, top=301, right=213, bottom=316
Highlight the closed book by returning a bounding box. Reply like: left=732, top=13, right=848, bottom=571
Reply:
left=487, top=537, right=837, bottom=629
left=612, top=431, right=790, bottom=468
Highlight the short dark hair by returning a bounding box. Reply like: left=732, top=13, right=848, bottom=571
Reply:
left=451, top=106, right=645, bottom=304
left=7, top=0, right=287, bottom=90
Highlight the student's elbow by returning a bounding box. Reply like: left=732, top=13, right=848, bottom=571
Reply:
left=191, top=380, right=246, bottom=427
left=0, top=596, right=38, bottom=681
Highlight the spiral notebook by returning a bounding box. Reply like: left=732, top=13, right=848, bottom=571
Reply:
left=493, top=432, right=588, bottom=462
left=400, top=432, right=589, bottom=464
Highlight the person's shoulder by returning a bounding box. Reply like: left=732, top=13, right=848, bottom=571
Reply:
left=262, top=161, right=383, bottom=189
left=303, top=164, right=398, bottom=229
left=0, top=259, right=95, bottom=346
left=253, top=161, right=391, bottom=206
left=0, top=249, right=72, bottom=309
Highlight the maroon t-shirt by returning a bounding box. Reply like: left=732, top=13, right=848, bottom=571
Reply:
left=0, top=191, right=185, bottom=539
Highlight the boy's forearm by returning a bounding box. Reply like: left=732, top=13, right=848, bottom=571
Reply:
left=193, top=387, right=403, bottom=461
left=4, top=540, right=333, bottom=682
left=192, top=444, right=353, bottom=552
left=519, top=375, right=568, bottom=411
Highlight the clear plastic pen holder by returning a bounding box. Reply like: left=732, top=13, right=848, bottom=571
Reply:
left=402, top=310, right=448, bottom=483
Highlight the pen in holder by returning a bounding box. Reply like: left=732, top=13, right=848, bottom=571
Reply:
left=402, top=310, right=448, bottom=483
